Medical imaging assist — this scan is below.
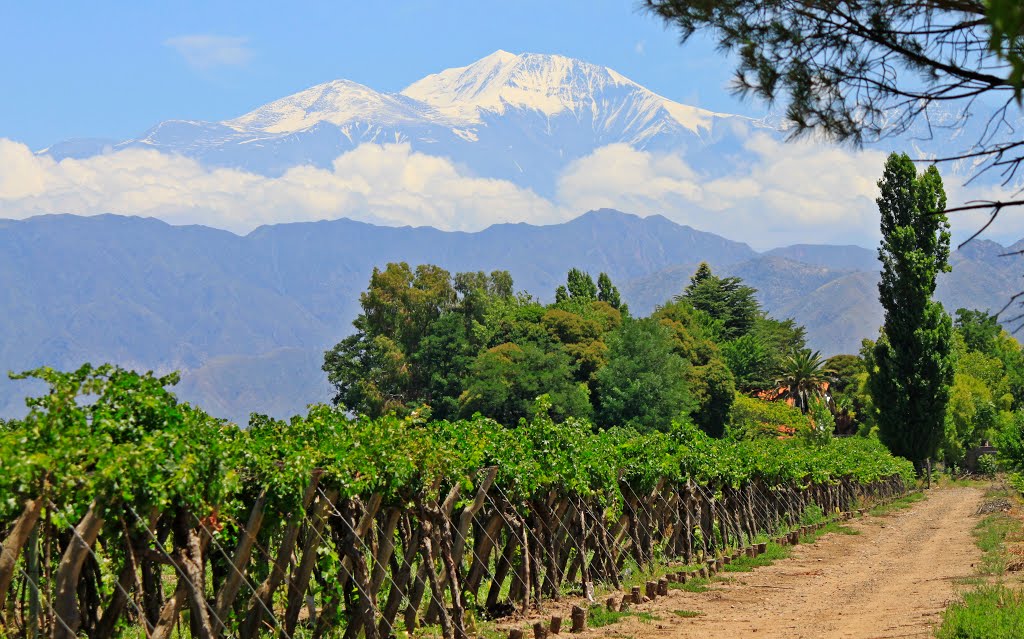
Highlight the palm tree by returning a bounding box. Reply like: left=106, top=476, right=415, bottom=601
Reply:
left=774, top=349, right=835, bottom=413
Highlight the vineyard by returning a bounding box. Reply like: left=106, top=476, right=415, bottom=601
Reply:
left=0, top=366, right=915, bottom=639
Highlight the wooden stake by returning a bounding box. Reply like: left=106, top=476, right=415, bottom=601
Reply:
left=533, top=621, right=549, bottom=639
left=619, top=594, right=631, bottom=612
left=570, top=606, right=587, bottom=633
left=550, top=616, right=562, bottom=635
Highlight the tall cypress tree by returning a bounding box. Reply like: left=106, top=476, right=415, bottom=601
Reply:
left=597, top=272, right=622, bottom=309
left=868, top=153, right=954, bottom=472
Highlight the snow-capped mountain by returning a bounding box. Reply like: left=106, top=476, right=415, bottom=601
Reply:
left=41, top=51, right=764, bottom=196
left=39, top=49, right=1023, bottom=198
left=403, top=50, right=721, bottom=137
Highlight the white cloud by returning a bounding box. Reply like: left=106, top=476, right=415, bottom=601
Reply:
left=634, top=40, right=646, bottom=56
left=554, top=135, right=1024, bottom=249
left=165, top=35, right=252, bottom=70
left=556, top=136, right=888, bottom=248
left=1, top=135, right=1019, bottom=249
left=0, top=141, right=564, bottom=233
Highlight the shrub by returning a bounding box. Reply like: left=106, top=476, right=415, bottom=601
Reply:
left=977, top=453, right=998, bottom=478
left=727, top=394, right=809, bottom=440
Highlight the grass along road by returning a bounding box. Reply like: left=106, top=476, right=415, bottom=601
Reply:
left=577, top=486, right=983, bottom=639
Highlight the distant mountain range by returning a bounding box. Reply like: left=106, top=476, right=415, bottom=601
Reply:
left=40, top=51, right=765, bottom=200
left=39, top=49, right=1021, bottom=212
left=2, top=209, right=1020, bottom=424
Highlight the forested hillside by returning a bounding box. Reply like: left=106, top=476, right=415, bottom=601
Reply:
left=1, top=209, right=1020, bottom=422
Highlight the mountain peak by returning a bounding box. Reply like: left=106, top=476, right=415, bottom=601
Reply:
left=400, top=51, right=725, bottom=134
left=403, top=50, right=635, bottom=121
left=225, top=78, right=442, bottom=133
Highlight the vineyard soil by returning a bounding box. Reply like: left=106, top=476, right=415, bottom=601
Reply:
left=586, top=486, right=982, bottom=639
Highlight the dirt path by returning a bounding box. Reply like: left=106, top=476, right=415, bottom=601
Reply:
left=590, top=486, right=983, bottom=639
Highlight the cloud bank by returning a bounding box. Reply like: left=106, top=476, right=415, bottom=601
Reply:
left=0, top=136, right=1017, bottom=248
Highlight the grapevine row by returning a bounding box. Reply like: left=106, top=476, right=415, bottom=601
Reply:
left=0, top=366, right=914, bottom=638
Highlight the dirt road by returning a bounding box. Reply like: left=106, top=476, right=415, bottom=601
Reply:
left=591, top=486, right=983, bottom=639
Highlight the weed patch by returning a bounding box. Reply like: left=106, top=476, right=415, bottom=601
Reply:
left=670, top=577, right=711, bottom=593
left=587, top=606, right=659, bottom=628
left=974, top=512, right=1017, bottom=576
left=723, top=543, right=790, bottom=572
left=936, top=482, right=1024, bottom=638
left=936, top=585, right=1024, bottom=638
left=868, top=491, right=925, bottom=516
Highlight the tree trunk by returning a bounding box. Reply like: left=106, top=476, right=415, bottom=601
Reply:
left=173, top=509, right=214, bottom=639
left=213, top=490, right=267, bottom=637
left=93, top=553, right=139, bottom=639
left=283, top=487, right=338, bottom=637
left=377, top=514, right=420, bottom=639
left=465, top=513, right=503, bottom=597
left=0, top=496, right=43, bottom=620
left=52, top=499, right=105, bottom=639
left=239, top=475, right=320, bottom=639
left=95, top=510, right=159, bottom=639
left=369, top=509, right=402, bottom=593
left=420, top=525, right=453, bottom=639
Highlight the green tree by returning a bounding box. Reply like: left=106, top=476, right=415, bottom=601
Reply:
left=994, top=410, right=1024, bottom=471
left=323, top=263, right=504, bottom=417
left=752, top=317, right=807, bottom=361
left=652, top=300, right=736, bottom=435
left=454, top=269, right=514, bottom=332
left=679, top=263, right=760, bottom=340
left=825, top=354, right=868, bottom=433
left=688, top=357, right=736, bottom=438
left=955, top=308, right=1003, bottom=355
left=774, top=348, right=834, bottom=414
left=555, top=285, right=569, bottom=304
left=413, top=313, right=475, bottom=420
left=359, top=262, right=456, bottom=354
left=542, top=302, right=621, bottom=385
left=993, top=333, right=1024, bottom=410
left=720, top=333, right=774, bottom=391
left=459, top=341, right=591, bottom=424
left=566, top=268, right=598, bottom=301
left=825, top=354, right=865, bottom=395
left=942, top=372, right=996, bottom=466
left=597, top=272, right=623, bottom=310
left=868, top=154, right=955, bottom=472
left=594, top=318, right=693, bottom=432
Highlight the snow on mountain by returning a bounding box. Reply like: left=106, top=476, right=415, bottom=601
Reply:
left=35, top=50, right=1018, bottom=197
left=402, top=50, right=722, bottom=138
left=39, top=51, right=766, bottom=193
left=226, top=79, right=452, bottom=133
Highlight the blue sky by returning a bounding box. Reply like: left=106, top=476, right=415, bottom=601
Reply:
left=0, top=1, right=749, bottom=149
left=2, top=1, right=1019, bottom=246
